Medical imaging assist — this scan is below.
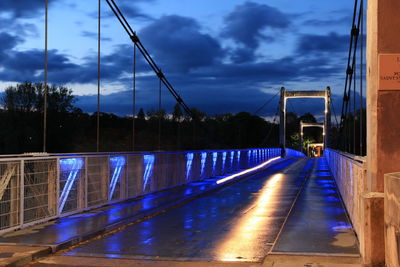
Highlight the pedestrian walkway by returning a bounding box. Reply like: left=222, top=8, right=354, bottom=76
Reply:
left=272, top=157, right=359, bottom=255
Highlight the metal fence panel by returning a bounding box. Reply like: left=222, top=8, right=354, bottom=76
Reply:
left=0, top=162, right=20, bottom=230
left=23, top=159, right=57, bottom=223
left=87, top=156, right=108, bottom=207
left=0, top=148, right=288, bottom=233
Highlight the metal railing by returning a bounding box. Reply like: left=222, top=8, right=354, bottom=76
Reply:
left=285, top=148, right=306, bottom=158
left=324, top=148, right=367, bottom=240
left=0, top=148, right=286, bottom=234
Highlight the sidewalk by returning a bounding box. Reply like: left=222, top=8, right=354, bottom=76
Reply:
left=272, top=157, right=359, bottom=255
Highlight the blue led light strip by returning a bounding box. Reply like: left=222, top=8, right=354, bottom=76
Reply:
left=59, top=158, right=84, bottom=213
left=222, top=152, right=227, bottom=170
left=108, top=156, right=126, bottom=200
left=212, top=152, right=218, bottom=174
left=143, top=154, right=155, bottom=191
left=200, top=152, right=207, bottom=176
left=186, top=153, right=194, bottom=180
left=230, top=151, right=234, bottom=168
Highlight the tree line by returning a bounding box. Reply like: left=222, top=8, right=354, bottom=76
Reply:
left=0, top=82, right=324, bottom=154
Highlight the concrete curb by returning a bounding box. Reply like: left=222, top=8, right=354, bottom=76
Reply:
left=0, top=246, right=51, bottom=267
left=1, top=157, right=289, bottom=266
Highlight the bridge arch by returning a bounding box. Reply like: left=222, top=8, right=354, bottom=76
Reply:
left=299, top=122, right=325, bottom=153
left=279, top=87, right=331, bottom=149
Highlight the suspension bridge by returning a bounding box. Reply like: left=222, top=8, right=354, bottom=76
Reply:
left=0, top=0, right=400, bottom=266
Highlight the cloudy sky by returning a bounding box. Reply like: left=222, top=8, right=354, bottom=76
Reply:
left=0, top=0, right=363, bottom=121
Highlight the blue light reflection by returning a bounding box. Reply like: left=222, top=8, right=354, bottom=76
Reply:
left=143, top=155, right=155, bottom=191
left=186, top=153, right=194, bottom=180
left=212, top=152, right=218, bottom=173
left=200, top=152, right=207, bottom=176
left=108, top=156, right=126, bottom=200
left=59, top=158, right=84, bottom=213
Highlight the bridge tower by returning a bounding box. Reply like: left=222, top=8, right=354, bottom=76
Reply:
left=299, top=121, right=325, bottom=152
left=279, top=87, right=331, bottom=149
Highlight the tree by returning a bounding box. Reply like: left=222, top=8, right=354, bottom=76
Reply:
left=298, top=112, right=316, bottom=123
left=137, top=108, right=145, bottom=120
left=172, top=103, right=182, bottom=122
left=1, top=82, right=75, bottom=113
left=2, top=82, right=37, bottom=112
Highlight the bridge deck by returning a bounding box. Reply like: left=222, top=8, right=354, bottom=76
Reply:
left=62, top=158, right=358, bottom=263
left=0, top=157, right=359, bottom=265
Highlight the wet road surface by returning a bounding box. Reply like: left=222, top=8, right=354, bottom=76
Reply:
left=0, top=175, right=218, bottom=247
left=272, top=157, right=359, bottom=255
left=65, top=158, right=312, bottom=262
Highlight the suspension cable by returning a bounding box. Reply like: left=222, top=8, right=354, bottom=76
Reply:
left=330, top=98, right=340, bottom=127
left=359, top=0, right=364, bottom=155
left=340, top=0, right=359, bottom=128
left=132, top=43, right=136, bottom=151
left=43, top=0, right=48, bottom=152
left=253, top=91, right=280, bottom=115
left=96, top=0, right=101, bottom=152
left=353, top=52, right=357, bottom=154
left=260, top=104, right=280, bottom=146
left=158, top=76, right=162, bottom=151
left=105, top=0, right=196, bottom=120
left=340, top=0, right=363, bottom=153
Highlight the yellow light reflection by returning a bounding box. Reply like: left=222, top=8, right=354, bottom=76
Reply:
left=216, top=157, right=280, bottom=185
left=215, top=173, right=284, bottom=261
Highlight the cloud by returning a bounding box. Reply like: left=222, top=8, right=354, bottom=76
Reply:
left=117, top=2, right=153, bottom=20
left=0, top=18, right=38, bottom=38
left=81, top=31, right=112, bottom=42
left=297, top=32, right=348, bottom=54
left=0, top=33, right=23, bottom=52
left=139, top=15, right=224, bottom=73
left=229, top=47, right=256, bottom=64
left=0, top=0, right=55, bottom=18
left=303, top=16, right=352, bottom=27
left=222, top=2, right=290, bottom=49
left=93, top=1, right=154, bottom=21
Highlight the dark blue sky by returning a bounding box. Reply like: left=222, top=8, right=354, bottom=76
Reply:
left=0, top=0, right=363, bottom=121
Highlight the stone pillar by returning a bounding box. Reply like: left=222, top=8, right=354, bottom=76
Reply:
left=367, top=0, right=400, bottom=193
left=384, top=173, right=400, bottom=267
left=279, top=87, right=286, bottom=148
left=367, top=0, right=400, bottom=265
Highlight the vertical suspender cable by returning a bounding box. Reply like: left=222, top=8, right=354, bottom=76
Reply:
left=353, top=53, right=357, bottom=154
left=97, top=0, right=101, bottom=152
left=360, top=0, right=364, bottom=156
left=158, top=77, right=161, bottom=150
left=132, top=44, right=136, bottom=151
left=43, top=0, right=48, bottom=152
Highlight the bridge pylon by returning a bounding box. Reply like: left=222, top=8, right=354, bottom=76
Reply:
left=279, top=87, right=331, bottom=149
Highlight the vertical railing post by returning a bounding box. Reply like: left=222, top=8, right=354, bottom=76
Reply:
left=19, top=160, right=24, bottom=227
left=121, top=155, right=126, bottom=200
left=56, top=158, right=60, bottom=216
left=84, top=157, right=88, bottom=209
left=107, top=155, right=110, bottom=201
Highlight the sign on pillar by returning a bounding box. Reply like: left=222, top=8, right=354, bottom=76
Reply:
left=379, top=54, right=400, bottom=90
